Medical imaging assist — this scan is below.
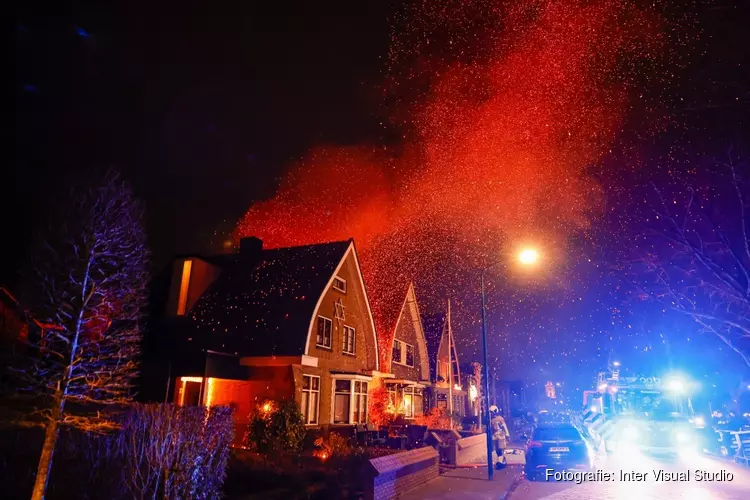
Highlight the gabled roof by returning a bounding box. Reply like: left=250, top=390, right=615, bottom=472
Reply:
left=190, top=240, right=353, bottom=357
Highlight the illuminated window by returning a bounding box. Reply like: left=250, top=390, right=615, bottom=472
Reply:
left=176, top=259, right=193, bottom=315
left=332, top=276, right=347, bottom=293
left=404, top=386, right=414, bottom=418
left=343, top=326, right=356, bottom=355
left=301, top=375, right=320, bottom=425
left=316, top=316, right=332, bottom=348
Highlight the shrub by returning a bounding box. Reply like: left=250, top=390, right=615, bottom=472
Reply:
left=118, top=403, right=234, bottom=500
left=312, top=432, right=356, bottom=460
left=414, top=407, right=461, bottom=430
left=243, top=400, right=306, bottom=456
left=368, top=386, right=398, bottom=427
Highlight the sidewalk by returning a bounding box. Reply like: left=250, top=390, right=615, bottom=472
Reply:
left=399, top=465, right=524, bottom=500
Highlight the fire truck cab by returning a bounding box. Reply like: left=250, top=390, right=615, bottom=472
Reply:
left=585, top=372, right=698, bottom=457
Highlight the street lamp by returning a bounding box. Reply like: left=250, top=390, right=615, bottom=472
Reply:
left=480, top=247, right=539, bottom=480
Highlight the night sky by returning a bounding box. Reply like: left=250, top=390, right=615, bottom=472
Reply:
left=8, top=1, right=750, bottom=400
left=8, top=0, right=397, bottom=280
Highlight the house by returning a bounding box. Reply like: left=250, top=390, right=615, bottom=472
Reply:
left=0, top=287, right=30, bottom=353
left=150, top=237, right=382, bottom=431
left=0, top=286, right=61, bottom=356
left=382, top=283, right=430, bottom=419
left=424, top=302, right=468, bottom=418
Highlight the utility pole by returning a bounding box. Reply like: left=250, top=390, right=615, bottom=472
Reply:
left=447, top=299, right=454, bottom=415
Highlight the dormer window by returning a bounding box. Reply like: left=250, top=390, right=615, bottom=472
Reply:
left=332, top=276, right=346, bottom=293
left=176, top=259, right=193, bottom=315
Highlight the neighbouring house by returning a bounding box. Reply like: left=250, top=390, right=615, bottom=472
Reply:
left=147, top=237, right=383, bottom=433
left=383, top=283, right=431, bottom=419
left=424, top=303, right=467, bottom=418
left=0, top=286, right=61, bottom=356
left=0, top=287, right=30, bottom=354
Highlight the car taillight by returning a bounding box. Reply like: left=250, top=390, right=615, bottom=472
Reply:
left=528, top=440, right=542, bottom=448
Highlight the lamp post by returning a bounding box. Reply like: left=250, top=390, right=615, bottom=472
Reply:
left=480, top=271, right=494, bottom=480
left=480, top=247, right=539, bottom=480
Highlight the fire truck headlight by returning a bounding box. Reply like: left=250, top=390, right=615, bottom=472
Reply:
left=623, top=425, right=640, bottom=442
left=674, top=430, right=691, bottom=443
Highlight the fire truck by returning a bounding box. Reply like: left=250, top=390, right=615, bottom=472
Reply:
left=582, top=371, right=699, bottom=457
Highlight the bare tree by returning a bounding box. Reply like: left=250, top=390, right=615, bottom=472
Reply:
left=18, top=171, right=148, bottom=499
left=627, top=153, right=750, bottom=368
left=472, top=362, right=482, bottom=422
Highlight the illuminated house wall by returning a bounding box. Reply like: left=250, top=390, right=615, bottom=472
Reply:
left=165, top=257, right=220, bottom=317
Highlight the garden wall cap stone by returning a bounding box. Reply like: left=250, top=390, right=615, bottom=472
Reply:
left=427, top=429, right=461, bottom=440
left=369, top=447, right=438, bottom=475
left=457, top=433, right=486, bottom=450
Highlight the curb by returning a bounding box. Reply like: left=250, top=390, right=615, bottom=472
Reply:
left=498, top=472, right=524, bottom=500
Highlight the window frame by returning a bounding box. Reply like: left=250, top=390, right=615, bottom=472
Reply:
left=316, top=315, right=333, bottom=349
left=392, top=339, right=403, bottom=364
left=392, top=339, right=415, bottom=367
left=332, top=276, right=347, bottom=293
left=330, top=376, right=371, bottom=424
left=342, top=325, right=356, bottom=355
left=301, top=375, right=320, bottom=426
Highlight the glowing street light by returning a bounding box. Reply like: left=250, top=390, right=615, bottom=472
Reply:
left=518, top=248, right=539, bottom=265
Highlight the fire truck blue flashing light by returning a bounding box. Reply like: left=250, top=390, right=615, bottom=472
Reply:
left=667, top=378, right=685, bottom=393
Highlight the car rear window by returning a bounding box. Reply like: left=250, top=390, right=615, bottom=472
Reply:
left=534, top=426, right=582, bottom=441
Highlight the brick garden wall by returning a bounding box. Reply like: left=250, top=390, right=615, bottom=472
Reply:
left=368, top=447, right=439, bottom=500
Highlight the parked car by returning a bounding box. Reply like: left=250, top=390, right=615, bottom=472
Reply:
left=524, top=424, right=595, bottom=481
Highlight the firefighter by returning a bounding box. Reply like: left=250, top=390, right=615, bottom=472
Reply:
left=490, top=405, right=510, bottom=469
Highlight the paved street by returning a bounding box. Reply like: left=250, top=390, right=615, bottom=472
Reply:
left=400, top=465, right=523, bottom=500
left=511, top=450, right=750, bottom=500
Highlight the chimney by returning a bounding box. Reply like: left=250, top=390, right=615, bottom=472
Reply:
left=239, top=236, right=263, bottom=257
